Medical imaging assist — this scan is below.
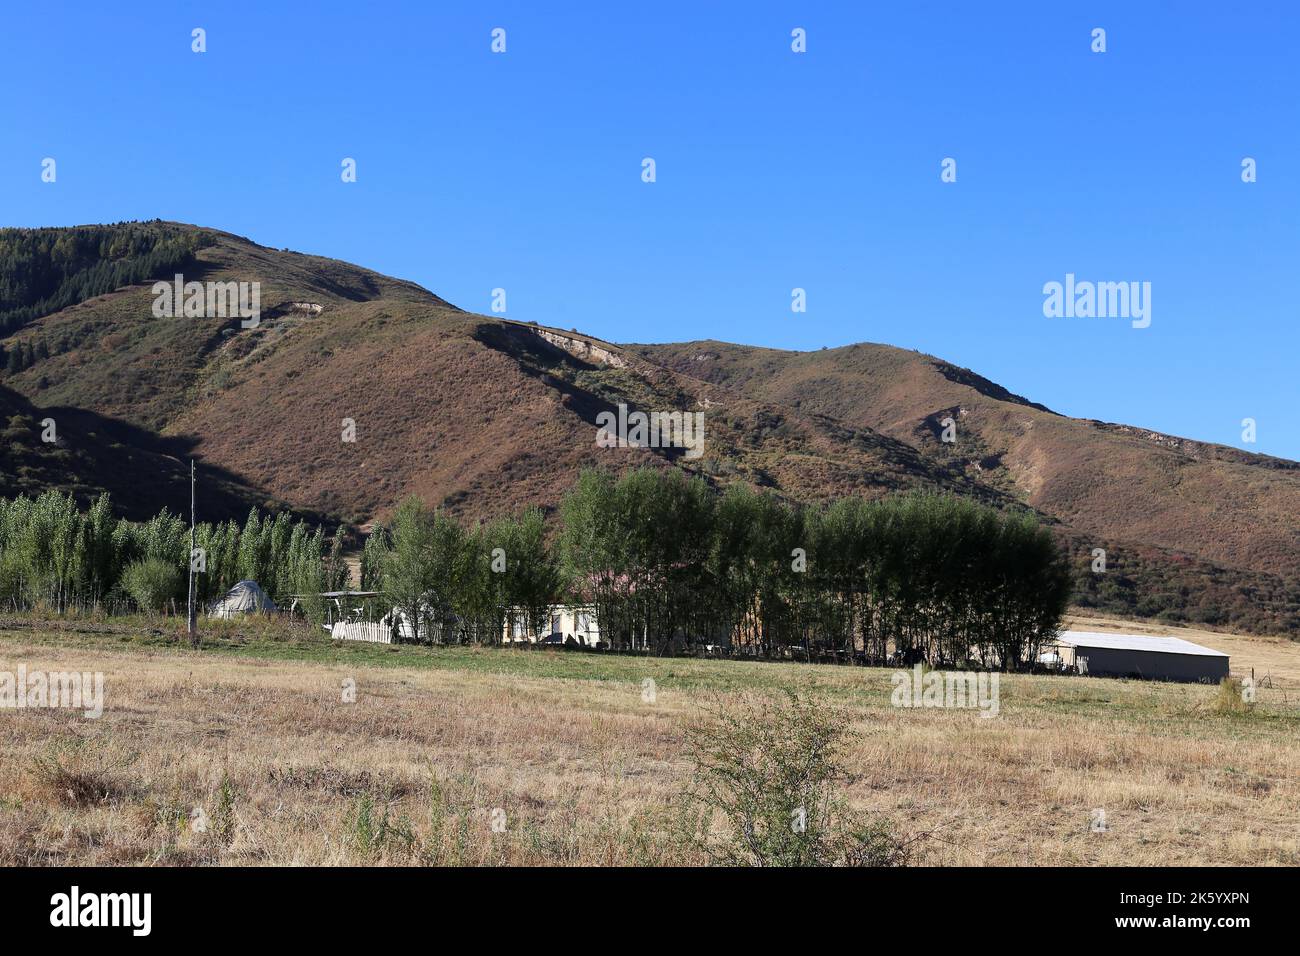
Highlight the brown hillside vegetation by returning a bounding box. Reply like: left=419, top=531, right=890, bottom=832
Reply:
left=628, top=340, right=1300, bottom=581
left=1, top=226, right=1000, bottom=524
left=0, top=384, right=287, bottom=520
left=1, top=223, right=1297, bottom=634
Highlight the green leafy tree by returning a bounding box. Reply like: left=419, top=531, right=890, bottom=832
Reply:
left=120, top=557, right=183, bottom=614
left=376, top=498, right=443, bottom=644
left=494, top=508, right=565, bottom=645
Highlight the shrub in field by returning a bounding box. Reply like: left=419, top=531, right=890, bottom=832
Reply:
left=31, top=738, right=138, bottom=807
left=1213, top=677, right=1255, bottom=716
left=119, top=557, right=182, bottom=613
left=685, top=690, right=913, bottom=867
left=347, top=791, right=417, bottom=859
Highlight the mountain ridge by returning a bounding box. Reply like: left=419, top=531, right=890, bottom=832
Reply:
left=1, top=222, right=1296, bottom=633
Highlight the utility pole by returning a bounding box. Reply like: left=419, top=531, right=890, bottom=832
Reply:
left=187, top=458, right=197, bottom=643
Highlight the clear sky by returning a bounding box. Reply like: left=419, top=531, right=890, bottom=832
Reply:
left=2, top=1, right=1296, bottom=458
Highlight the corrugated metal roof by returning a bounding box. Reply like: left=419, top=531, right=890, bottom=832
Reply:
left=1055, top=630, right=1228, bottom=658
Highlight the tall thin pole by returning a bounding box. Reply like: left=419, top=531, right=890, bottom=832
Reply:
left=187, top=458, right=197, bottom=642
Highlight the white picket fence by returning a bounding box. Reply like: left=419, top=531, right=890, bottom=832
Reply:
left=329, top=621, right=393, bottom=644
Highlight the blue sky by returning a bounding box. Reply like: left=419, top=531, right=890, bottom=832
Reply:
left=2, top=1, right=1297, bottom=458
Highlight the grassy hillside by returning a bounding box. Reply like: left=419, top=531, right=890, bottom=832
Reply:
left=630, top=341, right=1300, bottom=633
left=0, top=384, right=292, bottom=521
left=0, top=222, right=208, bottom=338
left=2, top=222, right=1297, bottom=633
left=629, top=340, right=1300, bottom=579
left=1, top=618, right=1296, bottom=866
left=0, top=226, right=1006, bottom=525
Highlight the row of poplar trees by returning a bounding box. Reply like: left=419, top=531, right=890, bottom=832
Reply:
left=558, top=469, right=1072, bottom=667
left=359, top=501, right=562, bottom=645
left=1, top=471, right=1071, bottom=667
left=362, top=468, right=1071, bottom=669
left=0, top=491, right=345, bottom=617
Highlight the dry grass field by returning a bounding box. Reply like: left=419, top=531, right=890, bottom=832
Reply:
left=1, top=615, right=1298, bottom=867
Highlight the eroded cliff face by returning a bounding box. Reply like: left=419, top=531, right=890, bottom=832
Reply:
left=530, top=327, right=629, bottom=368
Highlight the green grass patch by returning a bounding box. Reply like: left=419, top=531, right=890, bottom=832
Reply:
left=2, top=618, right=1298, bottom=736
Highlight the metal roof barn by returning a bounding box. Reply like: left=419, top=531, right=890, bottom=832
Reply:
left=1051, top=630, right=1229, bottom=683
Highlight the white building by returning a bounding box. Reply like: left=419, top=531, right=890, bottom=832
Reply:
left=1045, top=630, right=1229, bottom=683
left=503, top=604, right=601, bottom=648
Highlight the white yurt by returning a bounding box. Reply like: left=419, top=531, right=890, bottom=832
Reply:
left=208, top=580, right=278, bottom=619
